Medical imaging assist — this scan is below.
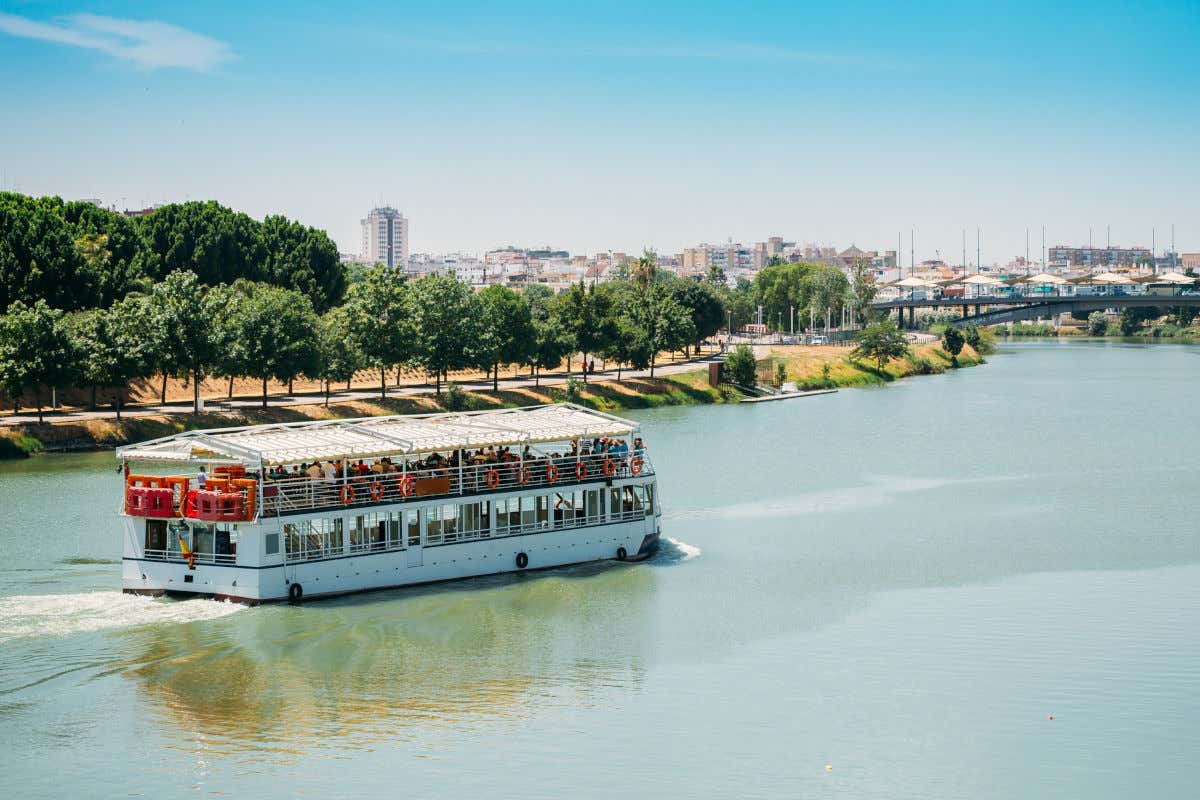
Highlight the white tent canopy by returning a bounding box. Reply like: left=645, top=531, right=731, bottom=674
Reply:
left=116, top=404, right=640, bottom=466
left=1022, top=272, right=1067, bottom=285
left=963, top=274, right=1002, bottom=285
left=1148, top=272, right=1196, bottom=284
left=894, top=276, right=934, bottom=288
left=1090, top=272, right=1133, bottom=284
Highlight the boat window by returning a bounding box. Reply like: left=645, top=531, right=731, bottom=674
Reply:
left=192, top=524, right=215, bottom=556
left=609, top=488, right=623, bottom=516
left=536, top=495, right=549, bottom=526
left=144, top=519, right=167, bottom=552
left=644, top=484, right=654, bottom=514
left=264, top=532, right=280, bottom=556
left=521, top=496, right=536, bottom=527
left=426, top=506, right=444, bottom=544
left=442, top=504, right=459, bottom=539
left=406, top=510, right=420, bottom=547
left=387, top=512, right=403, bottom=549
left=585, top=489, right=600, bottom=523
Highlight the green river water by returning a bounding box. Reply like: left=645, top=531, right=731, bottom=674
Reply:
left=1, top=339, right=1198, bottom=799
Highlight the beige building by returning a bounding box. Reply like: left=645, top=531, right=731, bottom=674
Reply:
left=1181, top=253, right=1200, bottom=272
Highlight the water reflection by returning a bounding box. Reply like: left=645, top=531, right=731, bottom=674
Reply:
left=120, top=563, right=657, bottom=755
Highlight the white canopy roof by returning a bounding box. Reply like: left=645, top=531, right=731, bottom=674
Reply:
left=117, top=403, right=640, bottom=466
left=1022, top=272, right=1067, bottom=285
left=1091, top=271, right=1133, bottom=284
left=894, top=276, right=934, bottom=287
left=1147, top=272, right=1195, bottom=284
left=963, top=274, right=1002, bottom=285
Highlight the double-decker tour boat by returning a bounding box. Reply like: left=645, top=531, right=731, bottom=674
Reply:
left=117, top=403, right=661, bottom=603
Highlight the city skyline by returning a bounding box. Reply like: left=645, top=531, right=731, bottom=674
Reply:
left=1, top=1, right=1197, bottom=262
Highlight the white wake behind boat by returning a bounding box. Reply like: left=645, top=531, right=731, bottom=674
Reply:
left=117, top=403, right=661, bottom=604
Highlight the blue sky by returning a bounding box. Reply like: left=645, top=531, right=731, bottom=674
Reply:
left=1, top=0, right=1197, bottom=263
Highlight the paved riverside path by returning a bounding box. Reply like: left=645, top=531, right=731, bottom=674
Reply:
left=0, top=352, right=726, bottom=427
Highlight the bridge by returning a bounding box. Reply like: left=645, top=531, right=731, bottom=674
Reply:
left=872, top=286, right=1200, bottom=328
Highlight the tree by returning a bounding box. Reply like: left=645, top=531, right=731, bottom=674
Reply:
left=260, top=214, right=348, bottom=313
left=804, top=266, right=849, bottom=332
left=556, top=281, right=616, bottom=382
left=0, top=300, right=76, bottom=422
left=941, top=326, right=965, bottom=366
left=66, top=297, right=155, bottom=419
left=1087, top=311, right=1109, bottom=336
left=668, top=279, right=725, bottom=353
left=313, top=307, right=364, bottom=406
left=631, top=249, right=658, bottom=291
left=529, top=318, right=573, bottom=387
left=473, top=285, right=535, bottom=392
left=1118, top=306, right=1158, bottom=335
left=851, top=318, right=909, bottom=373
left=725, top=344, right=757, bottom=387
left=849, top=259, right=878, bottom=325
left=705, top=265, right=728, bottom=290
left=343, top=266, right=414, bottom=399
left=963, top=324, right=981, bottom=350
left=225, top=281, right=320, bottom=408
left=410, top=273, right=474, bottom=395
left=133, top=201, right=268, bottom=286
left=149, top=270, right=223, bottom=415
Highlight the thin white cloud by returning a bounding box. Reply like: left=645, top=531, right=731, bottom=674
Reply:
left=0, top=11, right=233, bottom=70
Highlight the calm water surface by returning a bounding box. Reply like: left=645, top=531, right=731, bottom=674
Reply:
left=2, top=339, right=1199, bottom=799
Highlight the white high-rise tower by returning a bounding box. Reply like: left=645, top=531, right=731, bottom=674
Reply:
left=360, top=207, right=409, bottom=269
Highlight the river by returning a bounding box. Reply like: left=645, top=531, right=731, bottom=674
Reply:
left=2, top=339, right=1198, bottom=799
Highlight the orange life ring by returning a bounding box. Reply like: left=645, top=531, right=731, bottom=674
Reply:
left=518, top=467, right=530, bottom=485
left=546, top=464, right=559, bottom=483
left=398, top=474, right=414, bottom=497
left=340, top=484, right=355, bottom=505
left=630, top=456, right=643, bottom=476
left=603, top=459, right=616, bottom=477
left=486, top=469, right=500, bottom=490
left=575, top=461, right=587, bottom=481
left=369, top=481, right=384, bottom=502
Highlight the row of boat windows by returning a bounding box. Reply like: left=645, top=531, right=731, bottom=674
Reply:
left=280, top=484, right=653, bottom=560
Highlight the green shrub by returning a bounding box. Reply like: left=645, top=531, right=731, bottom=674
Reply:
left=910, top=356, right=945, bottom=375
left=444, top=382, right=469, bottom=411
left=774, top=362, right=787, bottom=387
left=564, top=377, right=584, bottom=403
left=0, top=434, right=43, bottom=459
left=725, top=344, right=758, bottom=387
left=1087, top=311, right=1108, bottom=336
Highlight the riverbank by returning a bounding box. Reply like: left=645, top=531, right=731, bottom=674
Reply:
left=0, top=340, right=979, bottom=456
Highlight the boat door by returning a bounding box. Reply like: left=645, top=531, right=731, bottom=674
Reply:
left=406, top=508, right=423, bottom=567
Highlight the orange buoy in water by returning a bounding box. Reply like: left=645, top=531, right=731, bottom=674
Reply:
left=1047, top=713, right=1054, bottom=721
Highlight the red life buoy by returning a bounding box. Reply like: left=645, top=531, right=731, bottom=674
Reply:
left=398, top=474, right=414, bottom=497
left=603, top=459, right=616, bottom=477
left=369, top=481, right=384, bottom=502
left=546, top=464, right=559, bottom=483
left=486, top=469, right=500, bottom=490
left=518, top=467, right=530, bottom=485
left=630, top=456, right=643, bottom=476
left=575, top=461, right=587, bottom=481
left=340, top=484, right=355, bottom=505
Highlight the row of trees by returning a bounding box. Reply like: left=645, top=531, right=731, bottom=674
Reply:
left=0, top=258, right=728, bottom=420
left=0, top=193, right=346, bottom=312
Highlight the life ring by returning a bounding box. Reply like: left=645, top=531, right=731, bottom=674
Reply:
left=630, top=457, right=643, bottom=476
left=575, top=461, right=587, bottom=481
left=518, top=467, right=530, bottom=485
left=603, top=459, right=616, bottom=477
left=288, top=582, right=303, bottom=601
left=546, top=464, right=559, bottom=483
left=486, top=469, right=500, bottom=490
left=515, top=552, right=529, bottom=569
left=340, top=484, right=355, bottom=505
left=369, top=481, right=384, bottom=502
left=398, top=474, right=414, bottom=497
left=616, top=547, right=627, bottom=561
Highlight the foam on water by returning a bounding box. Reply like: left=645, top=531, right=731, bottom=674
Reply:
left=657, top=537, right=701, bottom=563
left=0, top=591, right=245, bottom=643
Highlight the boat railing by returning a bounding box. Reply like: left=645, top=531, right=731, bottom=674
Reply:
left=141, top=548, right=236, bottom=565
left=260, top=451, right=653, bottom=518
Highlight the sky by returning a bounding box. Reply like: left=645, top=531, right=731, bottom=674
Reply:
left=1, top=0, right=1197, bottom=265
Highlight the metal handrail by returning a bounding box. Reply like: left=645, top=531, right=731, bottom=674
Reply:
left=259, top=452, right=654, bottom=517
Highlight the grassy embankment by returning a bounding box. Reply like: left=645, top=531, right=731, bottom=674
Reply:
left=0, top=342, right=978, bottom=456
left=0, top=374, right=739, bottom=456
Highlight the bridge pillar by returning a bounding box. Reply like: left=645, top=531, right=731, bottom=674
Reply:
left=907, top=307, right=915, bottom=328
left=962, top=304, right=968, bottom=319
left=974, top=304, right=981, bottom=317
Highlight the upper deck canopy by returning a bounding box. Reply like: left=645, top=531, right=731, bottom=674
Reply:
left=116, top=403, right=639, bottom=466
